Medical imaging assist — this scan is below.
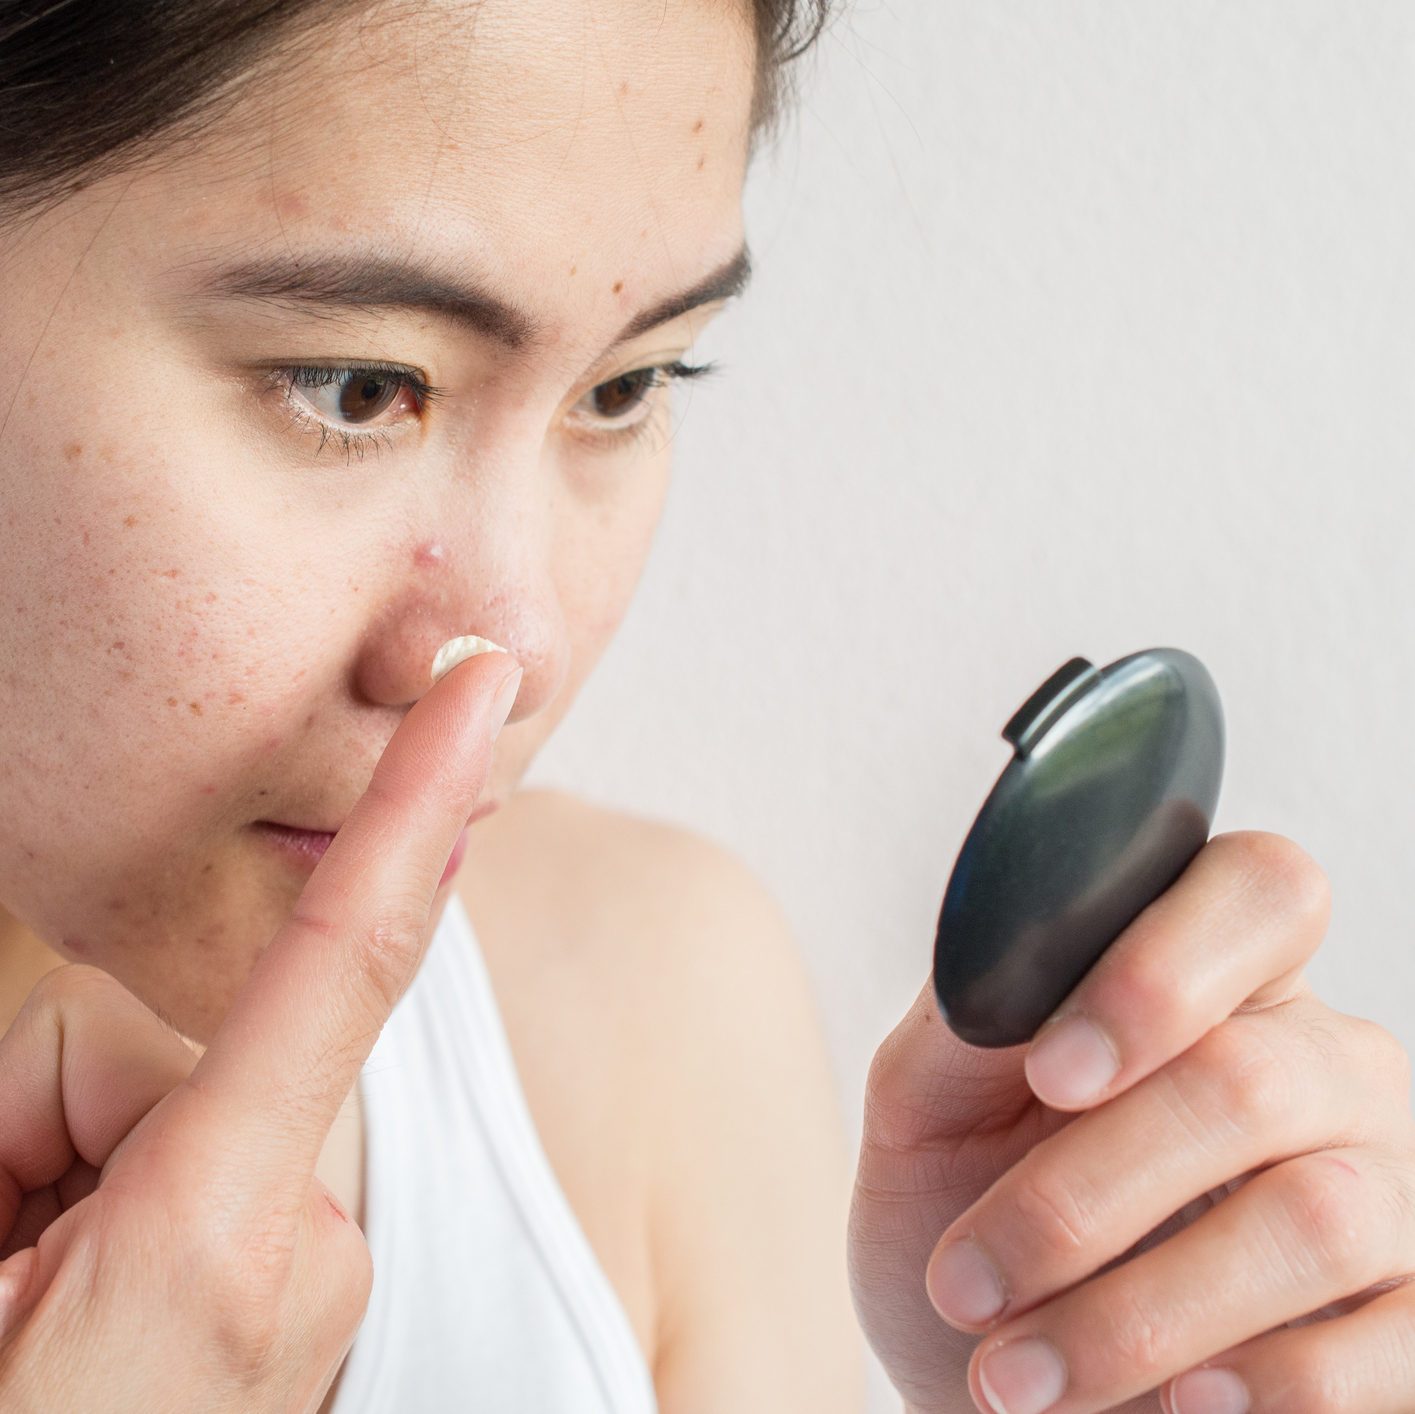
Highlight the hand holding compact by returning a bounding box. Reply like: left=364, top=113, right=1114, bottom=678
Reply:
left=0, top=647, right=521, bottom=1411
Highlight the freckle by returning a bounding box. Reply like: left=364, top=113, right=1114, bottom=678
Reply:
left=692, top=117, right=704, bottom=133
left=228, top=689, right=246, bottom=704
left=612, top=280, right=624, bottom=294
left=105, top=896, right=126, bottom=912
left=63, top=441, right=82, bottom=460
left=202, top=862, right=213, bottom=873
left=697, top=155, right=706, bottom=171
left=122, top=514, right=137, bottom=527
left=117, top=668, right=135, bottom=682
left=257, top=787, right=269, bottom=796
left=166, top=696, right=179, bottom=707
left=304, top=712, right=315, bottom=727
left=569, top=264, right=576, bottom=276
left=620, top=80, right=629, bottom=95
left=188, top=701, right=202, bottom=714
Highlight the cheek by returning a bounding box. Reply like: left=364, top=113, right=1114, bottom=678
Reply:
left=0, top=438, right=302, bottom=897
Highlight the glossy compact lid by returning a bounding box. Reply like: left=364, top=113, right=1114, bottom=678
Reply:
left=933, top=647, right=1224, bottom=1048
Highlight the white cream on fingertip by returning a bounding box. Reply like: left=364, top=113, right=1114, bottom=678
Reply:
left=430, top=635, right=513, bottom=685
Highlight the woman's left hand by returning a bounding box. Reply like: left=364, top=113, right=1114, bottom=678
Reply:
left=849, top=831, right=1415, bottom=1413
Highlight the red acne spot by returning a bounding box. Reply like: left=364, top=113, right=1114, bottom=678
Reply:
left=110, top=641, right=125, bottom=651
left=412, top=541, right=446, bottom=568
left=200, top=783, right=218, bottom=794
left=82, top=529, right=90, bottom=546
left=161, top=568, right=180, bottom=578
left=263, top=735, right=281, bottom=752
left=61, top=936, right=89, bottom=955
left=63, top=442, right=83, bottom=460
left=205, top=591, right=217, bottom=603
left=612, top=280, right=624, bottom=295
left=123, top=515, right=138, bottom=527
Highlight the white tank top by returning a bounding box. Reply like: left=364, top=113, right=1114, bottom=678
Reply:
left=330, top=891, right=660, bottom=1413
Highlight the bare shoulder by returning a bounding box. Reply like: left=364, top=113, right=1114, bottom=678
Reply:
left=462, top=786, right=866, bottom=1411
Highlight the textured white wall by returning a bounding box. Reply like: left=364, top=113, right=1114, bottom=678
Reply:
left=523, top=5, right=1415, bottom=1407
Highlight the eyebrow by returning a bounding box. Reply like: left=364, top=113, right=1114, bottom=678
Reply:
left=190, top=243, right=752, bottom=357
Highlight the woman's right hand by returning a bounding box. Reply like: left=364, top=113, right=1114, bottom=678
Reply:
left=0, top=648, right=522, bottom=1412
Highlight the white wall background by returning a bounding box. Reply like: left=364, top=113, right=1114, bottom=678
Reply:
left=522, top=5, right=1415, bottom=1408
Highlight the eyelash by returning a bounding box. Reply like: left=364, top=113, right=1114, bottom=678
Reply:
left=264, top=358, right=721, bottom=463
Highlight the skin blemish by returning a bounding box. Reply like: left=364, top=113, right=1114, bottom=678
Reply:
left=697, top=155, right=706, bottom=171
left=104, top=897, right=126, bottom=913
left=612, top=280, right=624, bottom=294
left=693, top=117, right=704, bottom=132
left=82, top=529, right=90, bottom=546
left=122, top=515, right=138, bottom=527
left=62, top=936, right=89, bottom=956
left=188, top=701, right=202, bottom=715
left=63, top=442, right=82, bottom=460
left=166, top=697, right=179, bottom=707
left=228, top=689, right=246, bottom=705
left=200, top=783, right=217, bottom=794
left=412, top=540, right=446, bottom=568
left=569, top=263, right=577, bottom=276
left=620, top=80, right=629, bottom=96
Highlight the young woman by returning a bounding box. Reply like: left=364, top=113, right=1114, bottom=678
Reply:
left=5, top=4, right=1415, bottom=1413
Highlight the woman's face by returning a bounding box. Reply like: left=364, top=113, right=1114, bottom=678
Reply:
left=0, top=0, right=755, bottom=1041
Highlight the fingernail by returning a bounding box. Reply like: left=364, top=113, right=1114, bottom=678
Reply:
left=1026, top=1013, right=1120, bottom=1107
left=490, top=667, right=522, bottom=740
left=927, top=1238, right=1008, bottom=1325
left=979, top=1336, right=1067, bottom=1414
left=1170, top=1368, right=1250, bottom=1414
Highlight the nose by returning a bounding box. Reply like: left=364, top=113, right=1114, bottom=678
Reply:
left=349, top=521, right=566, bottom=722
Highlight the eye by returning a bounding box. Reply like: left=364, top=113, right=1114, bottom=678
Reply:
left=570, top=360, right=721, bottom=449
left=297, top=368, right=414, bottom=424
left=267, top=362, right=443, bottom=461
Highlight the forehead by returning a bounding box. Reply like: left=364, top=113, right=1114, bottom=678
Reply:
left=148, top=0, right=756, bottom=348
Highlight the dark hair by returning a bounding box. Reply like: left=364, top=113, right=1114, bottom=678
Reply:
left=0, top=0, right=833, bottom=229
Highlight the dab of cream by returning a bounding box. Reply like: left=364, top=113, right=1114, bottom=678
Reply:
left=430, top=635, right=512, bottom=685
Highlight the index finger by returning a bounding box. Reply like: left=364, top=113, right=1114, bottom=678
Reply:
left=182, top=644, right=522, bottom=1193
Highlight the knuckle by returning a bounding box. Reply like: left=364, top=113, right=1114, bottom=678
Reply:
left=1223, top=830, right=1332, bottom=925
left=357, top=897, right=429, bottom=1016
left=1190, top=1019, right=1293, bottom=1135
left=1109, top=948, right=1202, bottom=1030
left=1278, top=1153, right=1382, bottom=1289
left=25, top=960, right=120, bottom=1014
left=1009, top=1161, right=1095, bottom=1262
left=1097, top=1287, right=1171, bottom=1383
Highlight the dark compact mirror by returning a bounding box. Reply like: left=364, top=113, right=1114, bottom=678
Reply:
left=933, top=647, right=1225, bottom=1049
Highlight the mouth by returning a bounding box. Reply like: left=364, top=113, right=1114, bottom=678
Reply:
left=253, top=797, right=500, bottom=872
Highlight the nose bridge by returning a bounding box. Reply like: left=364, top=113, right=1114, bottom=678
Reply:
left=351, top=472, right=564, bottom=709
